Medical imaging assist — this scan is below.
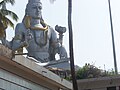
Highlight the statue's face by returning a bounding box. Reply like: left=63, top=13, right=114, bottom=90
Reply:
left=27, top=2, right=42, bottom=19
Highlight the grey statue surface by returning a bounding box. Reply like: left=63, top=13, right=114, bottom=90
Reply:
left=1, top=0, right=68, bottom=63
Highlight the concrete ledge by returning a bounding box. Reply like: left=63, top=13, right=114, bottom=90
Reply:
left=0, top=44, right=13, bottom=59
left=77, top=76, right=120, bottom=90
left=0, top=55, right=72, bottom=90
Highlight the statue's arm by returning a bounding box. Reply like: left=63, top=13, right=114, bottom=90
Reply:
left=12, top=23, right=26, bottom=51
left=50, top=27, right=68, bottom=59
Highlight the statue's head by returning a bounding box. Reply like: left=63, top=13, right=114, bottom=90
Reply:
left=25, top=0, right=42, bottom=19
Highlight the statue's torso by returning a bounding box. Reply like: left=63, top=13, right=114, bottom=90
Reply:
left=16, top=23, right=53, bottom=62
left=27, top=29, right=51, bottom=62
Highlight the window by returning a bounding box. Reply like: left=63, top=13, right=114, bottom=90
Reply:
left=107, top=86, right=116, bottom=90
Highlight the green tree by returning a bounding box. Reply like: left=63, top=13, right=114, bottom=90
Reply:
left=0, top=0, right=18, bottom=37
left=105, top=68, right=116, bottom=76
left=76, top=63, right=102, bottom=79
left=76, top=63, right=118, bottom=80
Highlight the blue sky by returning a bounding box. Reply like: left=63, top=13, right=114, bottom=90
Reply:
left=5, top=0, right=120, bottom=72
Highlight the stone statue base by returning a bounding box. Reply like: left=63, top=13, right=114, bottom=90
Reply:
left=27, top=56, right=70, bottom=70
left=44, top=58, right=70, bottom=70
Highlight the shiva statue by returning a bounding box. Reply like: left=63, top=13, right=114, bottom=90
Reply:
left=1, top=0, right=68, bottom=63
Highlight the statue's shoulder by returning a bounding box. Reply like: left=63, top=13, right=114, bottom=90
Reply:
left=16, top=23, right=25, bottom=28
left=15, top=23, right=26, bottom=31
left=48, top=26, right=54, bottom=31
left=48, top=26, right=56, bottom=34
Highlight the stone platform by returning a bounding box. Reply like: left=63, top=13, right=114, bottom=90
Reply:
left=0, top=53, right=72, bottom=90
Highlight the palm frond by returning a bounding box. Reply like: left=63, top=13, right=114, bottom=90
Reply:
left=0, top=1, right=4, bottom=6
left=2, top=15, right=14, bottom=28
left=0, top=0, right=15, bottom=5
left=0, top=11, right=2, bottom=17
left=0, top=12, right=14, bottom=37
left=0, top=0, right=16, bottom=37
left=0, top=9, right=18, bottom=21
left=0, top=20, right=5, bottom=37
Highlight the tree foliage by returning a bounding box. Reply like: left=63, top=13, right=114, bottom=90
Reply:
left=76, top=63, right=102, bottom=79
left=76, top=63, right=117, bottom=80
left=0, top=0, right=18, bottom=37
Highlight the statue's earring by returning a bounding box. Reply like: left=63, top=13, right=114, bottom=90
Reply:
left=24, top=15, right=31, bottom=29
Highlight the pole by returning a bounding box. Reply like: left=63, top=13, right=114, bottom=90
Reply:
left=108, top=0, right=118, bottom=74
left=68, top=0, right=78, bottom=90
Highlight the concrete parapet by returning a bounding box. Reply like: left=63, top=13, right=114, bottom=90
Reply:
left=0, top=55, right=72, bottom=90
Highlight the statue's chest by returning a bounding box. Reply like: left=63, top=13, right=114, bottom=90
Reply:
left=26, top=30, right=49, bottom=47
left=33, top=30, right=45, bottom=38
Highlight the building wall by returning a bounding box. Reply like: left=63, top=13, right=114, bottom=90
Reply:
left=93, top=88, right=107, bottom=90
left=0, top=68, right=50, bottom=90
left=77, top=76, right=120, bottom=90
left=0, top=55, right=72, bottom=90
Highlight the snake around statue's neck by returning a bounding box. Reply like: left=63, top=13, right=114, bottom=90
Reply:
left=24, top=15, right=48, bottom=31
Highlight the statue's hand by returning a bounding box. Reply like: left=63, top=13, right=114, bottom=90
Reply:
left=58, top=46, right=68, bottom=59
left=21, top=41, right=29, bottom=47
